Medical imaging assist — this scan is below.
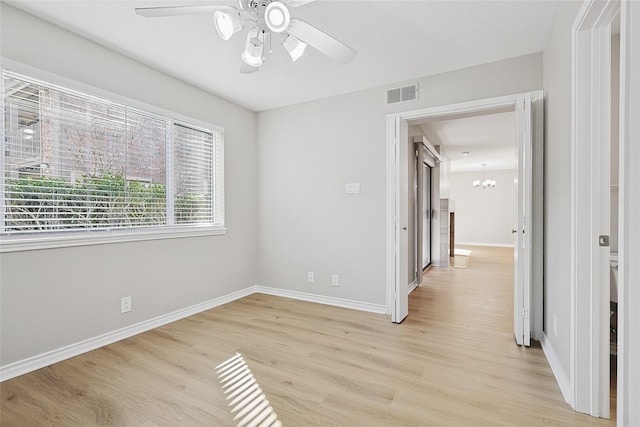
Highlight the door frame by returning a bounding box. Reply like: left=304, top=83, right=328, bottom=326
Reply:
left=618, top=3, right=640, bottom=424
left=415, top=140, right=437, bottom=283
left=415, top=142, right=424, bottom=285
left=385, top=91, right=544, bottom=339
left=570, top=0, right=635, bottom=421
left=421, top=159, right=433, bottom=271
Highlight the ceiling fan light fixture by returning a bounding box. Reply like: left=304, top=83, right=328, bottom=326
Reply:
left=265, top=1, right=291, bottom=33
left=241, top=28, right=264, bottom=67
left=135, top=2, right=358, bottom=72
left=283, top=34, right=307, bottom=62
left=214, top=11, right=243, bottom=40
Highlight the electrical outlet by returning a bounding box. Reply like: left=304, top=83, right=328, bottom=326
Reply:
left=121, top=296, right=132, bottom=314
left=307, top=272, right=315, bottom=283
left=331, top=274, right=339, bottom=287
left=553, top=314, right=558, bottom=336
left=345, top=183, right=360, bottom=194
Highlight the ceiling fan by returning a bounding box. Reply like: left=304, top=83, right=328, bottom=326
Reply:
left=135, top=0, right=357, bottom=73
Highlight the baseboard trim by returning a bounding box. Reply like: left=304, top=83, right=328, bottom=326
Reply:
left=255, top=286, right=387, bottom=315
left=1, top=286, right=388, bottom=381
left=408, top=280, right=418, bottom=294
left=0, top=286, right=256, bottom=382
left=407, top=280, right=418, bottom=294
left=540, top=333, right=572, bottom=405
left=456, top=242, right=515, bottom=248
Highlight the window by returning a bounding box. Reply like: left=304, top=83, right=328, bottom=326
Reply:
left=1, top=70, right=225, bottom=250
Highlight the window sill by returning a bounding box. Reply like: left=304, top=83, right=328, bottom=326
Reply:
left=0, top=226, right=228, bottom=253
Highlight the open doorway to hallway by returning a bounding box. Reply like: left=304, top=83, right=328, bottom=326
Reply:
left=413, top=111, right=518, bottom=254
left=386, top=91, right=543, bottom=342
left=408, top=245, right=616, bottom=424
left=407, top=110, right=522, bottom=314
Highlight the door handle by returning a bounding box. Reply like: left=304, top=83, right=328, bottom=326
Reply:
left=402, top=227, right=407, bottom=230
left=512, top=229, right=518, bottom=234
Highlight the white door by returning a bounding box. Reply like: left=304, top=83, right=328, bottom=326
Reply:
left=394, top=116, right=409, bottom=323
left=423, top=163, right=432, bottom=269
left=514, top=94, right=533, bottom=346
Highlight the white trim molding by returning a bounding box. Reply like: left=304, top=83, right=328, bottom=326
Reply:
left=0, top=286, right=255, bottom=382
left=0, top=226, right=228, bottom=253
left=255, top=286, right=387, bottom=315
left=0, top=286, right=387, bottom=382
left=541, top=333, right=572, bottom=405
left=618, top=2, right=640, bottom=425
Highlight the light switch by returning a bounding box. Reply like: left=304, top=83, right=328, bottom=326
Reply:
left=346, top=183, right=360, bottom=194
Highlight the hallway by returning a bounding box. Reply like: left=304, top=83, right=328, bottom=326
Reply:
left=407, top=245, right=614, bottom=426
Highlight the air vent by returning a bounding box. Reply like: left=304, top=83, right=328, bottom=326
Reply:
left=386, top=83, right=418, bottom=105
left=387, top=88, right=401, bottom=104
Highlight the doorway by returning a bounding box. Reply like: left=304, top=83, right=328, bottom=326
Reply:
left=386, top=91, right=544, bottom=343
left=421, top=162, right=432, bottom=271
left=414, top=139, right=438, bottom=288
left=571, top=1, right=638, bottom=423
left=570, top=0, right=624, bottom=420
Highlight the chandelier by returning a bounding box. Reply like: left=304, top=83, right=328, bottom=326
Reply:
left=472, top=164, right=496, bottom=189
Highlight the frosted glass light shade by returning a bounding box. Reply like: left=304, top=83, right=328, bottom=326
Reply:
left=241, top=29, right=264, bottom=67
left=283, top=34, right=307, bottom=62
left=214, top=11, right=242, bottom=40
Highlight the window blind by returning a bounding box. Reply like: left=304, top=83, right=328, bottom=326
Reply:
left=1, top=70, right=224, bottom=235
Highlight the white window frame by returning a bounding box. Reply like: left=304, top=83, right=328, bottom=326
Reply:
left=0, top=60, right=226, bottom=253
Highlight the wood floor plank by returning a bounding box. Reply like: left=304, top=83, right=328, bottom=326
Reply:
left=1, top=246, right=615, bottom=426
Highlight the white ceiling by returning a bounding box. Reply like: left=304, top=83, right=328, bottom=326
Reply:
left=6, top=0, right=559, bottom=112
left=414, top=110, right=517, bottom=173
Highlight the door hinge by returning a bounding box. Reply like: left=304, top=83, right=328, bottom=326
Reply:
left=521, top=309, right=529, bottom=320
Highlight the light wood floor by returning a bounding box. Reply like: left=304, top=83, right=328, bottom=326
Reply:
left=1, top=246, right=615, bottom=426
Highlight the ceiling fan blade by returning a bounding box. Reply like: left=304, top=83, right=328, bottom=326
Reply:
left=280, top=0, right=317, bottom=7
left=288, top=19, right=356, bottom=64
left=240, top=61, right=260, bottom=74
left=135, top=5, right=236, bottom=18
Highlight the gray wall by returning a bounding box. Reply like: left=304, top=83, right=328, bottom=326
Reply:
left=541, top=0, right=583, bottom=385
left=449, top=169, right=517, bottom=246
left=257, top=53, right=542, bottom=305
left=0, top=5, right=258, bottom=366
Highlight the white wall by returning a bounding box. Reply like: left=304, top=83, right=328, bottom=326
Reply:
left=0, top=5, right=258, bottom=367
left=449, top=169, right=517, bottom=246
left=257, top=53, right=542, bottom=306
